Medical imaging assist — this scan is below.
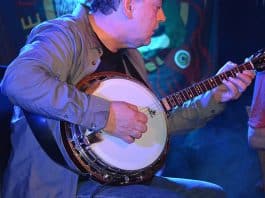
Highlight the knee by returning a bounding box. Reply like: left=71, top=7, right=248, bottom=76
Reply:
left=179, top=179, right=226, bottom=198
left=195, top=182, right=226, bottom=198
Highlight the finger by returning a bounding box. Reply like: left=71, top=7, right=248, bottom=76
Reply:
left=217, top=61, right=237, bottom=74
left=241, top=70, right=256, bottom=81
left=127, top=103, right=138, bottom=111
left=125, top=102, right=148, bottom=123
left=124, top=136, right=135, bottom=144
left=224, top=61, right=237, bottom=69
left=136, top=111, right=148, bottom=123
left=242, top=70, right=256, bottom=78
left=222, top=79, right=240, bottom=99
left=228, top=77, right=248, bottom=93
left=130, top=131, right=142, bottom=139
left=134, top=133, right=142, bottom=139
left=127, top=103, right=148, bottom=122
left=134, top=122, right=148, bottom=133
left=235, top=73, right=253, bottom=87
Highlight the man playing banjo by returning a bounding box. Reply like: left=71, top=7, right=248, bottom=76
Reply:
left=1, top=0, right=255, bottom=197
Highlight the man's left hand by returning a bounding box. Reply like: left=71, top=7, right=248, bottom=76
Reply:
left=212, top=61, right=256, bottom=102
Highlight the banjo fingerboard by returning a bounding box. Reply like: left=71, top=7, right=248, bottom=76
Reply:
left=162, top=62, right=254, bottom=111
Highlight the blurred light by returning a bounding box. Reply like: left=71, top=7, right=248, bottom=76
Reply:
left=138, top=34, right=170, bottom=54
left=174, top=49, right=191, bottom=69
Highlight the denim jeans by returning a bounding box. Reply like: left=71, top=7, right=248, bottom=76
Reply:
left=77, top=176, right=226, bottom=198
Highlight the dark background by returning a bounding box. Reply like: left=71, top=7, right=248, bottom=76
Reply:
left=1, top=0, right=265, bottom=197
left=163, top=1, right=265, bottom=198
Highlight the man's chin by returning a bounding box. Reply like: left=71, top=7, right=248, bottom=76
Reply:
left=142, top=38, right=151, bottom=46
left=132, top=38, right=151, bottom=48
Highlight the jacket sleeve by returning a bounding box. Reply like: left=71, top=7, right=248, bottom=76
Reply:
left=167, top=90, right=225, bottom=135
left=1, top=20, right=110, bottom=131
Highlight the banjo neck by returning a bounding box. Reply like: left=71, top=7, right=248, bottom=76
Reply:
left=161, top=61, right=254, bottom=111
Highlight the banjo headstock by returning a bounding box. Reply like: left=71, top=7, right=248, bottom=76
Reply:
left=248, top=48, right=265, bottom=72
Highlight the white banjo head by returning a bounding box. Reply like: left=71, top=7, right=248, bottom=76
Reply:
left=90, top=77, right=168, bottom=170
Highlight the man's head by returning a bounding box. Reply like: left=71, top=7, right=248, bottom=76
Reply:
left=88, top=0, right=166, bottom=51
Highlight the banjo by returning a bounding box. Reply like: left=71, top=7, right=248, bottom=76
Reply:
left=27, top=49, right=265, bottom=185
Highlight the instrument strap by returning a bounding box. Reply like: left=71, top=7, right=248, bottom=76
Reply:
left=122, top=55, right=150, bottom=88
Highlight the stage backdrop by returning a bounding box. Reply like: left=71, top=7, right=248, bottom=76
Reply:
left=0, top=0, right=56, bottom=65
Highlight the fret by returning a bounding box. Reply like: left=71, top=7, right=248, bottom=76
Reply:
left=219, top=73, right=226, bottom=81
left=200, top=84, right=204, bottom=93
left=209, top=78, right=216, bottom=88
left=226, top=71, right=232, bottom=78
left=194, top=84, right=202, bottom=95
left=221, top=74, right=226, bottom=82
left=184, top=89, right=191, bottom=100
left=229, top=70, right=236, bottom=78
left=180, top=90, right=188, bottom=101
left=170, top=94, right=177, bottom=107
left=205, top=79, right=214, bottom=90
left=190, top=86, right=198, bottom=97
left=246, top=62, right=254, bottom=70
left=243, top=63, right=248, bottom=70
left=171, top=95, right=177, bottom=107
left=170, top=96, right=176, bottom=109
left=171, top=94, right=177, bottom=105
left=223, top=72, right=229, bottom=80
left=235, top=67, right=240, bottom=73
left=165, top=96, right=172, bottom=108
left=173, top=93, right=184, bottom=106
left=199, top=83, right=204, bottom=93
left=185, top=88, right=191, bottom=98
left=197, top=81, right=206, bottom=94
left=232, top=68, right=238, bottom=76
left=216, top=74, right=222, bottom=83
left=167, top=96, right=175, bottom=108
left=212, top=77, right=218, bottom=87
left=240, top=65, right=245, bottom=72
left=232, top=69, right=237, bottom=77
left=214, top=76, right=222, bottom=85
left=205, top=79, right=212, bottom=89
left=187, top=87, right=194, bottom=98
left=248, top=61, right=255, bottom=70
left=207, top=79, right=212, bottom=88
left=243, top=62, right=252, bottom=71
left=214, top=77, right=220, bottom=86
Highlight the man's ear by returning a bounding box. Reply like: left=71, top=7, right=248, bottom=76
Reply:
left=122, top=0, right=133, bottom=19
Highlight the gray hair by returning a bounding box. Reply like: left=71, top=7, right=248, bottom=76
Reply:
left=80, top=0, right=121, bottom=15
left=54, top=0, right=121, bottom=16
left=54, top=0, right=78, bottom=16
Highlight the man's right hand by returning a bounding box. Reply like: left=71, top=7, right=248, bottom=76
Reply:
left=103, top=101, right=148, bottom=144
